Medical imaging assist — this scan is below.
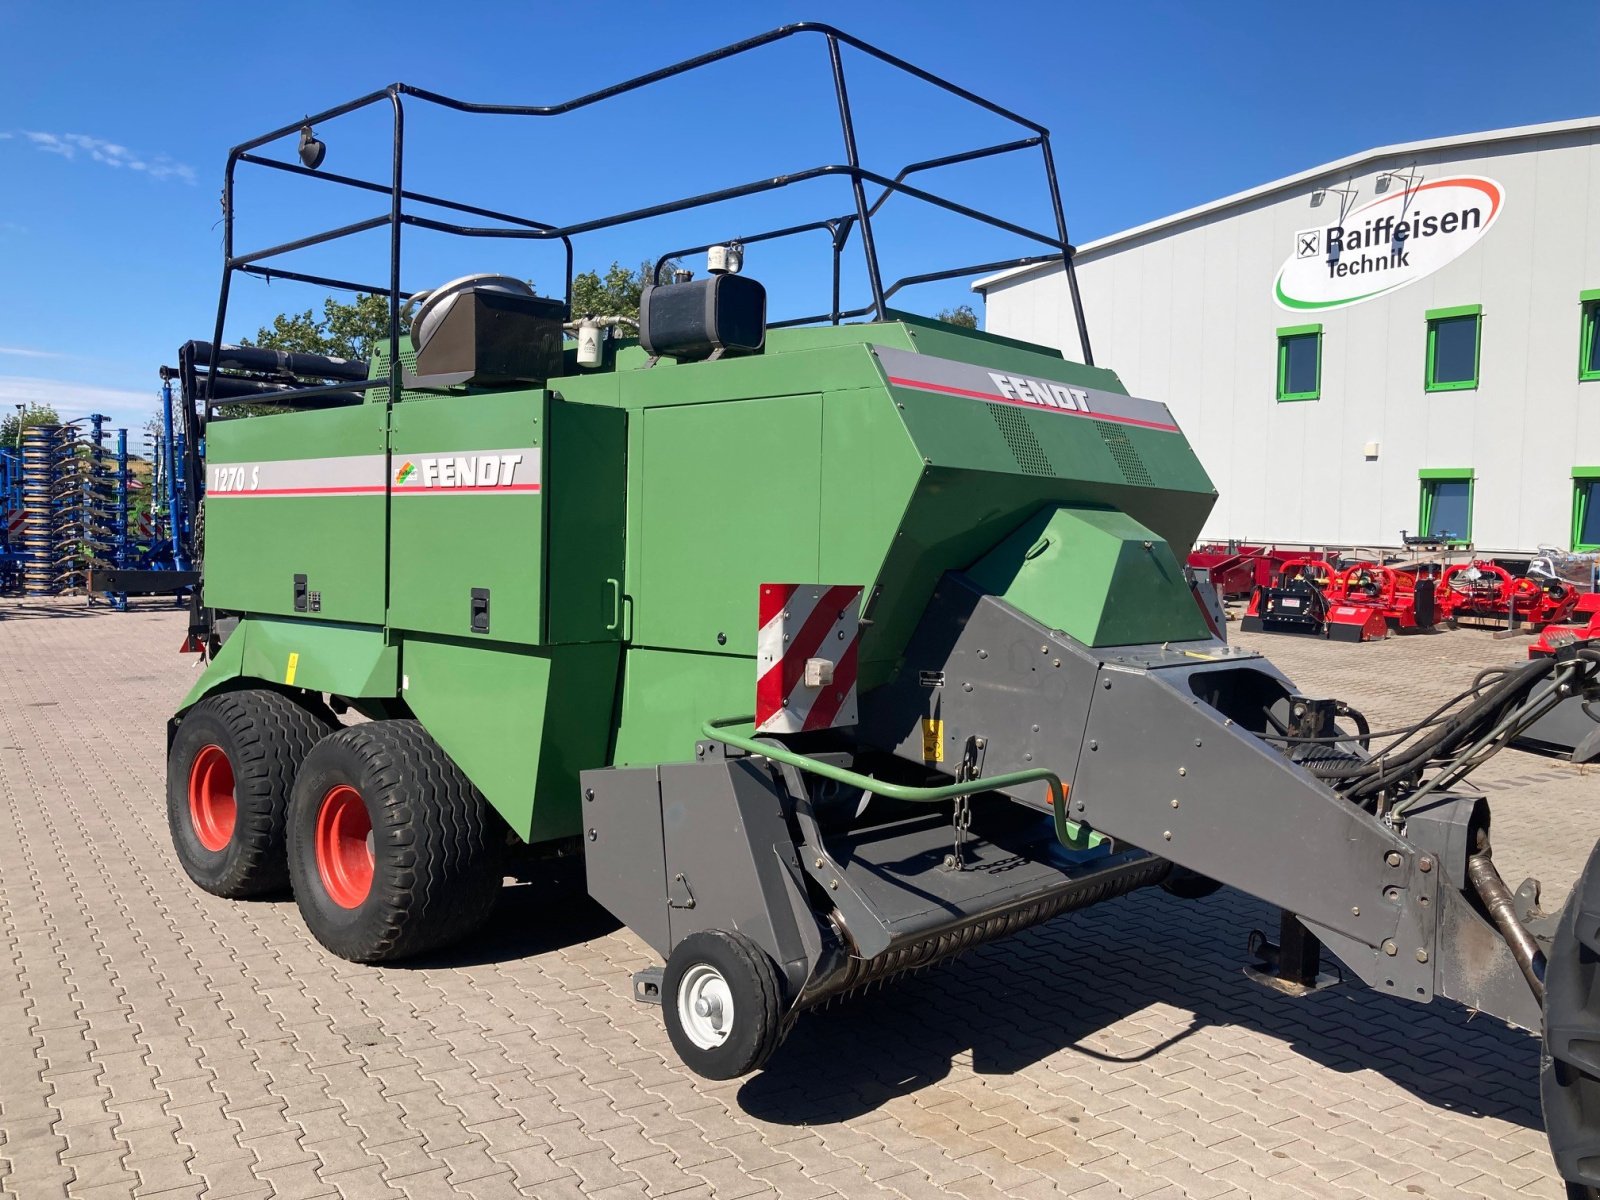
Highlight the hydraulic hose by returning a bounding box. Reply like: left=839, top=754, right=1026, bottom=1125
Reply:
left=1466, top=851, right=1546, bottom=1003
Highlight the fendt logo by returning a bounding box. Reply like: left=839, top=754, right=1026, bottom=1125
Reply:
left=1274, top=176, right=1503, bottom=312
left=392, top=448, right=540, bottom=492
left=987, top=373, right=1094, bottom=413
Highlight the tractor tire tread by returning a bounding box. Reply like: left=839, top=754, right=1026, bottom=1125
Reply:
left=169, top=688, right=330, bottom=897
left=295, top=720, right=501, bottom=963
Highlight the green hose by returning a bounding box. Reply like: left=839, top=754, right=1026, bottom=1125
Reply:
left=701, top=715, right=1105, bottom=851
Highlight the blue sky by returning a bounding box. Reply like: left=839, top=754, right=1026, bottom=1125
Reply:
left=1, top=0, right=1595, bottom=432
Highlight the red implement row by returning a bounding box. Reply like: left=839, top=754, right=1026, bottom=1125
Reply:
left=1186, top=544, right=1332, bottom=599
left=1242, top=561, right=1442, bottom=642
left=1439, top=561, right=1578, bottom=629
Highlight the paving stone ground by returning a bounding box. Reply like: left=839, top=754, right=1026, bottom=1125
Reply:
left=0, top=596, right=1594, bottom=1199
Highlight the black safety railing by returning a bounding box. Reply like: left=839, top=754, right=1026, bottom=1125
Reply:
left=200, top=22, right=1095, bottom=452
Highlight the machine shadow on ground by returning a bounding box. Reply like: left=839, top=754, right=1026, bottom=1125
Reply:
left=0, top=598, right=186, bottom=620
left=734, top=886, right=1544, bottom=1134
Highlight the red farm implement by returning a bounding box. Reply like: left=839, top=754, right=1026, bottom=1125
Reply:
left=1439, top=561, right=1579, bottom=631
left=1186, top=543, right=1331, bottom=600
left=1239, top=558, right=1335, bottom=636
left=1323, top=564, right=1443, bottom=643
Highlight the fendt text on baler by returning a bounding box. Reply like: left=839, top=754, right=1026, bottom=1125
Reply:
left=163, top=27, right=1600, bottom=1191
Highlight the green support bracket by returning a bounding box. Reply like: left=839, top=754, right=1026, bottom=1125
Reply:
left=702, top=715, right=1105, bottom=851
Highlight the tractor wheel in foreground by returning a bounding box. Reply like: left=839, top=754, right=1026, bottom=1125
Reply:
left=167, top=689, right=331, bottom=898
left=287, top=720, right=503, bottom=963
left=1543, top=840, right=1600, bottom=1196
left=1161, top=865, right=1225, bottom=900
left=662, top=930, right=786, bottom=1079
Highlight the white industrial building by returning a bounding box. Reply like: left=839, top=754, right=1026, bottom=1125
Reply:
left=976, top=117, right=1600, bottom=555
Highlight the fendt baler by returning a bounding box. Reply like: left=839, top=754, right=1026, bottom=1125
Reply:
left=165, top=27, right=1600, bottom=1190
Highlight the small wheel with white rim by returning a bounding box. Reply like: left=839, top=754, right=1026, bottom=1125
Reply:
left=661, top=930, right=785, bottom=1079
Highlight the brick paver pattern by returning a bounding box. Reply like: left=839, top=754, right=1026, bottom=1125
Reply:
left=0, top=597, right=1592, bottom=1198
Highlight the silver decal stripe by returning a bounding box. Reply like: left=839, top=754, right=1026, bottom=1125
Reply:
left=872, top=346, right=1181, bottom=433
left=206, top=454, right=386, bottom=497
left=204, top=448, right=543, bottom=497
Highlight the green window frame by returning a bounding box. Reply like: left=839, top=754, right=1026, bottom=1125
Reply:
left=1425, top=304, right=1482, bottom=392
left=1573, top=467, right=1600, bottom=551
left=1418, top=468, right=1474, bottom=545
left=1581, top=289, right=1600, bottom=382
left=1276, top=323, right=1322, bottom=402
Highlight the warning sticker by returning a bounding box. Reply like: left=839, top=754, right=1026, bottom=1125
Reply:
left=921, top=717, right=944, bottom=763
left=285, top=652, right=300, bottom=686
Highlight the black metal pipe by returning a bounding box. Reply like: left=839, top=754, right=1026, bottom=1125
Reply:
left=229, top=215, right=391, bottom=269
left=397, top=25, right=1047, bottom=134
left=653, top=218, right=844, bottom=286
left=387, top=88, right=404, bottom=408
left=239, top=264, right=413, bottom=299
left=182, top=341, right=369, bottom=382
left=863, top=137, right=1041, bottom=221
left=1039, top=137, right=1095, bottom=366
left=826, top=35, right=886, bottom=320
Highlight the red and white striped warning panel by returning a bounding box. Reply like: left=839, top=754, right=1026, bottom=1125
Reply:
left=5, top=509, right=23, bottom=535
left=755, top=583, right=863, bottom=734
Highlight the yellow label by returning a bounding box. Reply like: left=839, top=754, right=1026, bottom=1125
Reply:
left=921, top=717, right=944, bottom=763
left=285, top=652, right=300, bottom=686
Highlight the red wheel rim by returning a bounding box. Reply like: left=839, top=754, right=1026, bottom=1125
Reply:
left=315, top=784, right=374, bottom=909
left=188, top=744, right=236, bottom=853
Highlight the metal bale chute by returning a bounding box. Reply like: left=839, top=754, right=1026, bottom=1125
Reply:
left=155, top=25, right=1600, bottom=1190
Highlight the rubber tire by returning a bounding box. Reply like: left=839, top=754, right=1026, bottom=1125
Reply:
left=1544, top=840, right=1600, bottom=1193
left=168, top=689, right=331, bottom=898
left=287, top=720, right=503, bottom=963
left=1161, top=866, right=1225, bottom=900
left=662, top=930, right=786, bottom=1080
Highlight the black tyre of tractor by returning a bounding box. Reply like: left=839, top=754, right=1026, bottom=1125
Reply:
left=167, top=689, right=332, bottom=898
left=1544, top=840, right=1600, bottom=1195
left=287, top=720, right=503, bottom=963
left=662, top=930, right=786, bottom=1080
left=1161, top=866, right=1225, bottom=901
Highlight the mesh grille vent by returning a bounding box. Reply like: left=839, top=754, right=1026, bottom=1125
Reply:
left=990, top=407, right=1055, bottom=476
left=1095, top=421, right=1153, bottom=486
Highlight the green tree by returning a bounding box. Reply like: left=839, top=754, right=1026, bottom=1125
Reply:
left=570, top=260, right=680, bottom=321
left=937, top=304, right=979, bottom=329
left=246, top=293, right=401, bottom=362
left=1, top=402, right=61, bottom=448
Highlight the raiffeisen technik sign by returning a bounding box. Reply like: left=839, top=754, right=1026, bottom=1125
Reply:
left=1274, top=176, right=1503, bottom=311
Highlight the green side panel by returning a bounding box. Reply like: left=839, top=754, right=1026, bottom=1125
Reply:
left=387, top=389, right=546, bottom=644
left=611, top=648, right=754, bottom=768
left=204, top=404, right=388, bottom=624
left=176, top=617, right=397, bottom=709
left=546, top=398, right=627, bottom=644
left=178, top=622, right=249, bottom=711
left=401, top=635, right=621, bottom=843
left=239, top=617, right=398, bottom=696
left=818, top=386, right=926, bottom=682
left=612, top=345, right=886, bottom=408
left=967, top=506, right=1209, bottom=647
left=633, top=394, right=823, bottom=654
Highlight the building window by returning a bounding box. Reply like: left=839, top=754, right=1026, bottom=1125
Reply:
left=1276, top=324, right=1322, bottom=401
left=1574, top=469, right=1600, bottom=551
left=1425, top=305, right=1482, bottom=392
left=1419, top=469, right=1473, bottom=544
left=1581, top=290, right=1600, bottom=382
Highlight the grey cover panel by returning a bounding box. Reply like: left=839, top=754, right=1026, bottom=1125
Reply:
left=872, top=345, right=1179, bottom=431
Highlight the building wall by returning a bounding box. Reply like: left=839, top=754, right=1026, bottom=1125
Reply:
left=983, top=127, right=1600, bottom=553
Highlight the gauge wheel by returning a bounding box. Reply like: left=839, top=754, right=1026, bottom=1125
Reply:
left=662, top=930, right=786, bottom=1079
